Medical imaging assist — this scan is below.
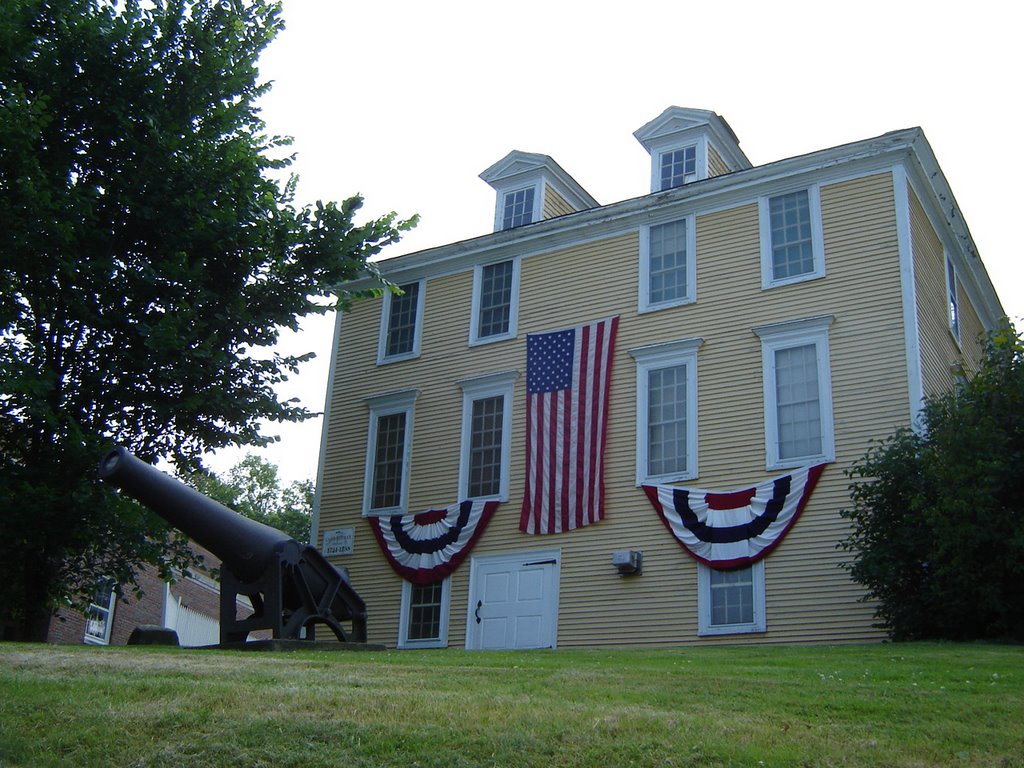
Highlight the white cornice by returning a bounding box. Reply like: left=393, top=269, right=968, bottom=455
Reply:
left=479, top=150, right=599, bottom=211
left=343, top=127, right=1003, bottom=326
left=634, top=106, right=751, bottom=173
left=634, top=107, right=720, bottom=148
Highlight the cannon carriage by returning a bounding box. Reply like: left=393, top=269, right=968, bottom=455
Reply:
left=99, top=447, right=367, bottom=646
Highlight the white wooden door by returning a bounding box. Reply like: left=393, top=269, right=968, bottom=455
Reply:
left=466, top=550, right=560, bottom=650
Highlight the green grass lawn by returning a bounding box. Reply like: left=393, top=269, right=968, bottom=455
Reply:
left=1, top=642, right=1022, bottom=767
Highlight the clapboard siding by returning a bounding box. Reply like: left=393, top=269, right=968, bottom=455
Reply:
left=543, top=184, right=577, bottom=219
left=708, top=144, right=730, bottom=178
left=909, top=183, right=987, bottom=394
left=318, top=168, right=967, bottom=648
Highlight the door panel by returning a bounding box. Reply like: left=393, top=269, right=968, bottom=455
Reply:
left=467, top=550, right=560, bottom=650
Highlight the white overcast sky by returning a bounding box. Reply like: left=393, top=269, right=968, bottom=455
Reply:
left=208, top=0, right=1022, bottom=484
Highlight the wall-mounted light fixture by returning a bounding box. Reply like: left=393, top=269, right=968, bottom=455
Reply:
left=612, top=549, right=642, bottom=576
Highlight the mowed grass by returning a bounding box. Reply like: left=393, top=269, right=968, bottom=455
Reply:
left=1, top=642, right=1022, bottom=767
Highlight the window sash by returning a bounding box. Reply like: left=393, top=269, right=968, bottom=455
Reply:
left=774, top=344, right=822, bottom=461
left=83, top=585, right=116, bottom=645
left=407, top=581, right=444, bottom=641
left=755, top=315, right=834, bottom=470
left=769, top=190, right=814, bottom=279
left=458, top=371, right=516, bottom=501
left=648, top=220, right=688, bottom=305
left=468, top=395, right=504, bottom=498
left=371, top=412, right=406, bottom=510
left=647, top=364, right=688, bottom=477
left=660, top=146, right=697, bottom=190
left=478, top=261, right=513, bottom=338
left=385, top=282, right=419, bottom=358
left=698, top=561, right=765, bottom=635
left=399, top=577, right=450, bottom=648
left=630, top=337, right=702, bottom=485
left=709, top=568, right=754, bottom=626
left=947, top=257, right=960, bottom=341
left=502, top=188, right=535, bottom=229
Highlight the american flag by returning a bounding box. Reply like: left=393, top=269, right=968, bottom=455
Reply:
left=519, top=316, right=619, bottom=534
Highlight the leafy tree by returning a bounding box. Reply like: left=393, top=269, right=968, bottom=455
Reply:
left=0, top=0, right=414, bottom=639
left=841, top=323, right=1024, bottom=641
left=190, top=454, right=313, bottom=543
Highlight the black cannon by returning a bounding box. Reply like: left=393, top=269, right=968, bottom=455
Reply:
left=98, top=447, right=367, bottom=645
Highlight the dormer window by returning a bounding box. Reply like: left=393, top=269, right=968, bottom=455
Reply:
left=635, top=107, right=751, bottom=194
left=502, top=187, right=535, bottom=229
left=480, top=151, right=598, bottom=233
left=660, top=146, right=697, bottom=190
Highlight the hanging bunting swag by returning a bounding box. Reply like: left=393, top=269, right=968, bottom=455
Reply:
left=368, top=500, right=500, bottom=584
left=642, top=464, right=826, bottom=569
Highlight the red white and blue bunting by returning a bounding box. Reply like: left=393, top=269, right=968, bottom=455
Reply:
left=368, top=500, right=500, bottom=585
left=642, top=464, right=827, bottom=570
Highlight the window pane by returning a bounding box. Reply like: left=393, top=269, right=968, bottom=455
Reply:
left=84, top=583, right=115, bottom=643
left=385, top=282, right=419, bottom=357
left=469, top=395, right=503, bottom=497
left=660, top=146, right=697, bottom=190
left=372, top=412, right=406, bottom=509
left=710, top=567, right=753, bottom=626
left=947, top=259, right=960, bottom=339
left=502, top=188, right=535, bottom=229
left=647, top=364, right=687, bottom=476
left=478, top=261, right=513, bottom=338
left=769, top=190, right=814, bottom=279
left=649, top=220, right=688, bottom=304
left=408, top=581, right=443, bottom=640
left=775, top=344, right=821, bottom=459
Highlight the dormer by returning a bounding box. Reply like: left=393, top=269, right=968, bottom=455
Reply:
left=634, top=107, right=751, bottom=193
left=480, top=151, right=599, bottom=232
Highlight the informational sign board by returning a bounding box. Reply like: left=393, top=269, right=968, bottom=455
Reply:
left=321, top=527, right=355, bottom=557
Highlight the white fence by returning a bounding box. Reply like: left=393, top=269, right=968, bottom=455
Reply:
left=163, top=594, right=219, bottom=647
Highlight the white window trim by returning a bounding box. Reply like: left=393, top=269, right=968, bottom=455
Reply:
left=754, top=315, right=835, bottom=471
left=469, top=258, right=521, bottom=346
left=457, top=370, right=518, bottom=502
left=361, top=388, right=419, bottom=517
left=376, top=280, right=426, bottom=365
left=759, top=184, right=826, bottom=289
left=83, top=586, right=117, bottom=645
left=494, top=184, right=542, bottom=231
left=945, top=252, right=962, bottom=347
left=638, top=214, right=697, bottom=313
left=629, top=337, right=703, bottom=485
left=697, top=561, right=766, bottom=636
left=650, top=138, right=708, bottom=192
left=398, top=577, right=451, bottom=649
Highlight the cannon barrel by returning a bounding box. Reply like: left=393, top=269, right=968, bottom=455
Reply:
left=99, top=447, right=301, bottom=584
left=99, top=447, right=368, bottom=644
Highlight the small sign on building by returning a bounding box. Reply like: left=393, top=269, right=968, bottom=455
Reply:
left=321, top=527, right=355, bottom=557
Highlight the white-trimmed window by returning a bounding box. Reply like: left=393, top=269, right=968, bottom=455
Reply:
left=640, top=216, right=696, bottom=312
left=83, top=581, right=117, bottom=645
left=501, top=187, right=537, bottom=229
left=378, top=280, right=425, bottom=364
left=946, top=254, right=961, bottom=344
left=398, top=578, right=450, bottom=649
left=362, top=389, right=419, bottom=516
left=470, top=259, right=520, bottom=345
left=458, top=371, right=517, bottom=501
left=629, top=338, right=702, bottom=485
left=698, top=562, right=766, bottom=636
left=659, top=145, right=697, bottom=190
left=759, top=186, right=825, bottom=288
left=754, top=315, right=835, bottom=470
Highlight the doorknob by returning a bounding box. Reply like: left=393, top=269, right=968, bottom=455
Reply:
left=475, top=599, right=482, bottom=624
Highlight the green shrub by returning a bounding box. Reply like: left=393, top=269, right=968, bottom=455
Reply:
left=841, top=323, right=1024, bottom=641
